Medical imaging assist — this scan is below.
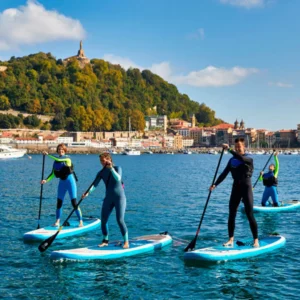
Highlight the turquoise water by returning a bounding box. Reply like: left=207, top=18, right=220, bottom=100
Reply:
left=1, top=153, right=300, bottom=299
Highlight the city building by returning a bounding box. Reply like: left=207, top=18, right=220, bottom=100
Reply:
left=145, top=115, right=168, bottom=132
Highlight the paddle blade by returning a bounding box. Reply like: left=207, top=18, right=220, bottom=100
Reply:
left=38, top=231, right=59, bottom=252
left=184, top=237, right=197, bottom=252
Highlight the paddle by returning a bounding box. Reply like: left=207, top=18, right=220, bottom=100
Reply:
left=252, top=149, right=275, bottom=189
left=184, top=148, right=225, bottom=252
left=38, top=176, right=99, bottom=253
left=37, top=154, right=46, bottom=229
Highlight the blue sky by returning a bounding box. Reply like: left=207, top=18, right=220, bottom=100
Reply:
left=0, top=0, right=299, bottom=130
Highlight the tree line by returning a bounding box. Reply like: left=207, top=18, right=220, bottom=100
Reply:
left=0, top=52, right=222, bottom=131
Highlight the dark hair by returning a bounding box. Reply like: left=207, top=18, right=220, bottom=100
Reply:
left=235, top=137, right=245, bottom=143
left=57, top=143, right=67, bottom=153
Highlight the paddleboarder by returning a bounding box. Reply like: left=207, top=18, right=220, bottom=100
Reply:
left=210, top=138, right=259, bottom=247
left=259, top=152, right=279, bottom=207
left=82, top=152, right=129, bottom=249
left=41, top=144, right=83, bottom=227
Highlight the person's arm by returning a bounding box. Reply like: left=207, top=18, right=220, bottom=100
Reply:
left=111, top=166, right=122, bottom=182
left=214, top=161, right=231, bottom=187
left=274, top=155, right=279, bottom=178
left=45, top=168, right=55, bottom=182
left=228, top=148, right=252, bottom=164
left=47, top=154, right=72, bottom=167
left=85, top=171, right=103, bottom=196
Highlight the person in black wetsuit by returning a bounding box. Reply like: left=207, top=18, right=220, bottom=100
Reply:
left=210, top=138, right=259, bottom=247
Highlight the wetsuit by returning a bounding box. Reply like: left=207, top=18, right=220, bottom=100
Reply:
left=214, top=149, right=258, bottom=240
left=46, top=155, right=82, bottom=221
left=259, top=156, right=279, bottom=206
left=89, top=166, right=128, bottom=242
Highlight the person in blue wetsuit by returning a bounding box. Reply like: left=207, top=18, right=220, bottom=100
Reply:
left=210, top=138, right=259, bottom=248
left=82, top=152, right=129, bottom=248
left=259, top=152, right=279, bottom=207
left=41, top=144, right=83, bottom=227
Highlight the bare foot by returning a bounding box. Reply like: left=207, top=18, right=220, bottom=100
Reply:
left=98, top=241, right=109, bottom=247
left=78, top=220, right=83, bottom=227
left=123, top=241, right=129, bottom=249
left=253, top=239, right=259, bottom=247
left=223, top=238, right=234, bottom=247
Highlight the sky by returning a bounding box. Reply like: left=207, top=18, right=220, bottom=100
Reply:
left=0, top=0, right=299, bottom=131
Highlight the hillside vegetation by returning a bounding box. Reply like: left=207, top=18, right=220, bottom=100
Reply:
left=0, top=53, right=222, bottom=131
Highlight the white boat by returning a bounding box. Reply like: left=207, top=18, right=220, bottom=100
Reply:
left=123, top=148, right=141, bottom=156
left=144, top=150, right=153, bottom=154
left=208, top=149, right=218, bottom=155
left=0, top=145, right=27, bottom=159
left=183, top=150, right=192, bottom=154
left=109, top=149, right=118, bottom=155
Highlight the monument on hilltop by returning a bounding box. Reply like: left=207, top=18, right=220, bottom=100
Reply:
left=63, top=40, right=90, bottom=68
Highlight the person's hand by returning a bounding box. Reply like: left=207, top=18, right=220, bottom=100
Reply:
left=260, top=171, right=264, bottom=176
left=41, top=179, right=47, bottom=184
left=222, top=144, right=229, bottom=150
left=274, top=151, right=278, bottom=156
left=42, top=151, right=48, bottom=155
left=210, top=185, right=216, bottom=191
left=82, top=192, right=89, bottom=199
left=103, top=159, right=112, bottom=168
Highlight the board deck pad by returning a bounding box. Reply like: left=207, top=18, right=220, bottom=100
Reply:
left=50, top=233, right=172, bottom=260
left=184, top=235, right=286, bottom=262
left=23, top=218, right=101, bottom=241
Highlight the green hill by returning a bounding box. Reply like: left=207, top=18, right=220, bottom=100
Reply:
left=0, top=52, right=222, bottom=131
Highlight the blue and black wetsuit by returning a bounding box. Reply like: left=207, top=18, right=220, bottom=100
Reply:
left=214, top=149, right=258, bottom=240
left=259, top=156, right=279, bottom=206
left=89, top=166, right=128, bottom=242
left=46, top=155, right=82, bottom=221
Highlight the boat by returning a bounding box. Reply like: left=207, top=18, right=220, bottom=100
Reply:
left=0, top=145, right=27, bottom=159
left=183, top=150, right=192, bottom=154
left=144, top=150, right=153, bottom=154
left=50, top=233, right=172, bottom=260
left=123, top=148, right=141, bottom=155
left=108, top=149, right=118, bottom=155
left=250, top=200, right=300, bottom=213
left=184, top=235, right=286, bottom=262
left=208, top=149, right=218, bottom=155
left=23, top=218, right=101, bottom=241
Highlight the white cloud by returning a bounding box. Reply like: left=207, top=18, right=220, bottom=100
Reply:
left=220, top=0, right=265, bottom=8
left=103, top=54, right=258, bottom=87
left=103, top=54, right=142, bottom=70
left=187, top=28, right=205, bottom=40
left=268, top=81, right=293, bottom=88
left=174, top=66, right=258, bottom=87
left=0, top=0, right=85, bottom=50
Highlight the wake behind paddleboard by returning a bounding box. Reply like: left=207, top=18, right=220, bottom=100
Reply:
left=50, top=233, right=172, bottom=260
left=184, top=235, right=286, bottom=262
left=23, top=218, right=100, bottom=241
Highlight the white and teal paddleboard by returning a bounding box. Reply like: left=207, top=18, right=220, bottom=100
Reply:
left=184, top=235, right=286, bottom=262
left=252, top=200, right=300, bottom=213
left=23, top=218, right=101, bottom=241
left=50, top=233, right=172, bottom=260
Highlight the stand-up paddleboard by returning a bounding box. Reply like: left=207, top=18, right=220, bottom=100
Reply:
left=184, top=235, right=286, bottom=262
left=23, top=218, right=100, bottom=241
left=50, top=233, right=172, bottom=260
left=240, top=200, right=300, bottom=213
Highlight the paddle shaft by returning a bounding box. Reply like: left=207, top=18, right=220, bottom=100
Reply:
left=185, top=148, right=225, bottom=252
left=252, top=150, right=275, bottom=189
left=37, top=154, right=46, bottom=229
